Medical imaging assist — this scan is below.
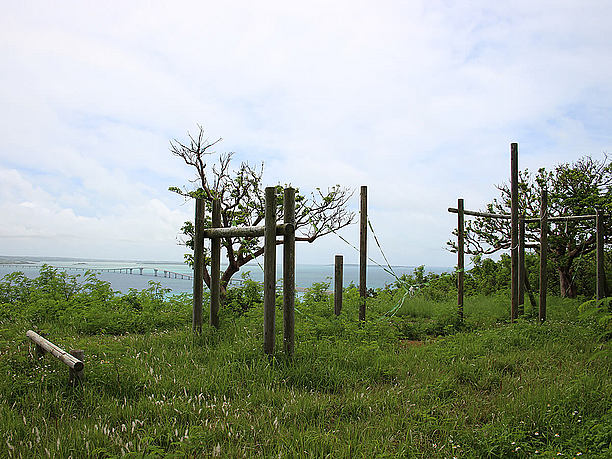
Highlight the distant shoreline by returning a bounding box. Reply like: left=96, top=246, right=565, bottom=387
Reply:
left=0, top=259, right=453, bottom=294
left=0, top=255, right=452, bottom=272
left=0, top=255, right=185, bottom=265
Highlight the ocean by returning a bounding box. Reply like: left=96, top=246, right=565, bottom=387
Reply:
left=0, top=257, right=452, bottom=294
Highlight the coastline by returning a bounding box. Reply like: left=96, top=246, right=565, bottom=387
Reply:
left=0, top=256, right=453, bottom=294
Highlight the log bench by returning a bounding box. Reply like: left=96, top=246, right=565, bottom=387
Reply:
left=26, top=330, right=84, bottom=384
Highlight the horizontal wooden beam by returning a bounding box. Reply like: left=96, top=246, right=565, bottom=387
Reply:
left=449, top=207, right=600, bottom=223
left=26, top=330, right=84, bottom=371
left=527, top=214, right=597, bottom=223
left=202, top=223, right=292, bottom=239
left=448, top=207, right=510, bottom=219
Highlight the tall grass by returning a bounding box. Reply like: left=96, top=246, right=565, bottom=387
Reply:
left=0, top=269, right=610, bottom=457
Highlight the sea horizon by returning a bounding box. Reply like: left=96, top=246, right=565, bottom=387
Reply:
left=0, top=255, right=453, bottom=294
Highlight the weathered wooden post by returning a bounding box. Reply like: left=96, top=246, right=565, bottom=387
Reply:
left=510, top=142, right=519, bottom=322
left=193, top=198, right=204, bottom=333
left=457, top=198, right=464, bottom=322
left=359, top=185, right=368, bottom=321
left=210, top=199, right=221, bottom=328
left=518, top=216, right=526, bottom=316
left=539, top=187, right=548, bottom=323
left=264, top=187, right=277, bottom=355
left=334, top=255, right=343, bottom=316
left=596, top=209, right=607, bottom=300
left=524, top=272, right=538, bottom=310
left=34, top=334, right=46, bottom=359
left=283, top=187, right=295, bottom=356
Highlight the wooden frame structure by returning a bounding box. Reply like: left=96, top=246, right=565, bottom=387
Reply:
left=449, top=142, right=608, bottom=323
left=192, top=187, right=296, bottom=356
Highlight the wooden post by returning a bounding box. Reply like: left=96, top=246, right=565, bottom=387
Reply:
left=283, top=188, right=295, bottom=356
left=210, top=199, right=221, bottom=329
left=524, top=273, right=538, bottom=310
left=34, top=333, right=46, bottom=359
left=596, top=209, right=607, bottom=300
left=510, top=142, right=519, bottom=322
left=69, top=350, right=84, bottom=384
left=334, top=255, right=343, bottom=316
left=193, top=198, right=204, bottom=333
left=518, top=216, right=526, bottom=315
left=539, top=187, right=548, bottom=323
left=457, top=198, right=464, bottom=322
left=359, top=185, right=367, bottom=321
left=35, top=343, right=45, bottom=359
left=264, top=187, right=276, bottom=355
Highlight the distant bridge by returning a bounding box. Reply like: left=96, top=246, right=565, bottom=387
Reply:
left=91, top=267, right=192, bottom=280
left=0, top=264, right=193, bottom=280
left=1, top=264, right=322, bottom=292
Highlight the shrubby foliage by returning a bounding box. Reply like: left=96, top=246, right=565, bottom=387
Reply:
left=389, top=248, right=612, bottom=301
left=0, top=265, right=191, bottom=334
left=579, top=297, right=612, bottom=342
left=223, top=272, right=263, bottom=316
left=2, top=253, right=609, bottom=340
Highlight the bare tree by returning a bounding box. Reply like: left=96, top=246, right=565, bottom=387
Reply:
left=169, top=125, right=355, bottom=295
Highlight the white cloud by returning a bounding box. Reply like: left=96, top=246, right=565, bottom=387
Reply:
left=0, top=1, right=611, bottom=266
left=0, top=167, right=190, bottom=259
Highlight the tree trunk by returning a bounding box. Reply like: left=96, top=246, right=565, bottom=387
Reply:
left=220, top=265, right=239, bottom=301
left=558, top=267, right=577, bottom=298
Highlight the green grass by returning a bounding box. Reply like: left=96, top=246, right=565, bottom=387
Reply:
left=1, top=284, right=611, bottom=457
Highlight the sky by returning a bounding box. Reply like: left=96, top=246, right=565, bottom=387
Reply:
left=1, top=1, right=611, bottom=267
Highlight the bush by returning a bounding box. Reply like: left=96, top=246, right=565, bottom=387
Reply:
left=0, top=266, right=191, bottom=334
left=223, top=272, right=263, bottom=316
left=579, top=297, right=612, bottom=341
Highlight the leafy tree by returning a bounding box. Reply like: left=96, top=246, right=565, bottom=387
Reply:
left=449, top=155, right=612, bottom=297
left=169, top=126, right=355, bottom=295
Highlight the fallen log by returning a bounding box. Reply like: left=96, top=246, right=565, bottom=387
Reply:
left=26, top=330, right=84, bottom=372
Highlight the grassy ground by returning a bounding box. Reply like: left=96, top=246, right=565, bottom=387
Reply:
left=1, top=287, right=611, bottom=458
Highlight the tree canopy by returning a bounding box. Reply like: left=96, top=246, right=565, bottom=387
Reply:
left=169, top=126, right=355, bottom=294
left=449, top=155, right=612, bottom=297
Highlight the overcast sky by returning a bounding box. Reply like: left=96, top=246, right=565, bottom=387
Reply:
left=1, top=1, right=611, bottom=267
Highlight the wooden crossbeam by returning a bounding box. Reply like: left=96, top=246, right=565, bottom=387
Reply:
left=448, top=207, right=599, bottom=223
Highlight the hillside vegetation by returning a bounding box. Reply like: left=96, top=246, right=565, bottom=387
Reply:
left=0, top=266, right=611, bottom=457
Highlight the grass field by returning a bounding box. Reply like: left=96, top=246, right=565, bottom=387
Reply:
left=1, top=276, right=611, bottom=457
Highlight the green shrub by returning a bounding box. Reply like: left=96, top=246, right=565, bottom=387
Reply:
left=223, top=272, right=263, bottom=316
left=0, top=266, right=191, bottom=334
left=579, top=297, right=612, bottom=341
